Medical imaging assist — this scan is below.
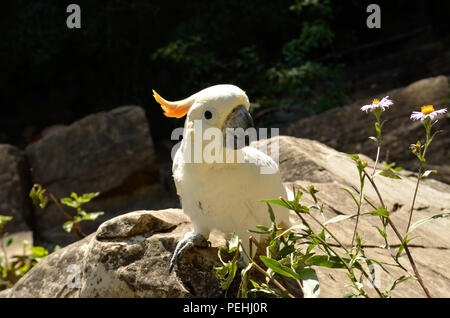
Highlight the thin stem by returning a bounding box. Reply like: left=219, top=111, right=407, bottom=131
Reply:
left=358, top=191, right=410, bottom=273
left=352, top=175, right=365, bottom=246
left=239, top=240, right=296, bottom=298
left=406, top=164, right=422, bottom=232
left=372, top=145, right=381, bottom=177
left=280, top=196, right=385, bottom=297
left=363, top=169, right=432, bottom=298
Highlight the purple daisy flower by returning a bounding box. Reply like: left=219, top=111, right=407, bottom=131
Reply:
left=361, top=96, right=393, bottom=113
left=410, top=105, right=447, bottom=121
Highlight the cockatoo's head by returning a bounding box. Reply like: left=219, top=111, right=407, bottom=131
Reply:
left=153, top=84, right=254, bottom=150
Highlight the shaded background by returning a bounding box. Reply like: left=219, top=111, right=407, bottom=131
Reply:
left=1, top=0, right=449, bottom=151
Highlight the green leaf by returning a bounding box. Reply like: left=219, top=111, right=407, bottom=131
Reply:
left=60, top=197, right=78, bottom=208
left=375, top=122, right=381, bottom=139
left=373, top=226, right=387, bottom=239
left=78, top=192, right=100, bottom=203
left=273, top=224, right=309, bottom=240
left=228, top=233, right=240, bottom=253
left=255, top=225, right=270, bottom=231
left=368, top=136, right=378, bottom=143
left=365, top=208, right=389, bottom=218
left=343, top=291, right=356, bottom=298
left=261, top=199, right=291, bottom=210
left=220, top=261, right=237, bottom=290
left=278, top=244, right=295, bottom=258
left=39, top=197, right=49, bottom=209
left=6, top=238, right=14, bottom=247
left=81, top=211, right=104, bottom=221
left=250, top=225, right=271, bottom=234
left=306, top=186, right=318, bottom=204
left=347, top=154, right=360, bottom=161
left=259, top=256, right=301, bottom=280
left=323, top=214, right=356, bottom=226
left=266, top=203, right=275, bottom=223
left=300, top=268, right=320, bottom=298
left=385, top=275, right=413, bottom=293
left=379, top=168, right=401, bottom=179
left=29, top=246, right=49, bottom=259
left=289, top=188, right=303, bottom=208
left=304, top=255, right=348, bottom=269
left=421, top=170, right=437, bottom=179
left=249, top=279, right=261, bottom=289
left=214, top=265, right=228, bottom=280
left=396, top=236, right=417, bottom=259
left=240, top=263, right=253, bottom=298
left=0, top=215, right=13, bottom=227
left=62, top=220, right=74, bottom=233
left=340, top=188, right=360, bottom=208
left=29, top=184, right=49, bottom=209
left=407, top=213, right=450, bottom=235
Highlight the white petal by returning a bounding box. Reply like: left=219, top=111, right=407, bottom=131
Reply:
left=434, top=108, right=448, bottom=115
left=410, top=112, right=424, bottom=121
left=428, top=108, right=447, bottom=120
left=361, top=105, right=374, bottom=112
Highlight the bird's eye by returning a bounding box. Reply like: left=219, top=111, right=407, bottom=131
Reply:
left=204, top=110, right=213, bottom=120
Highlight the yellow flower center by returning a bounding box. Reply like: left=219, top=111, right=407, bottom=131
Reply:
left=372, top=98, right=380, bottom=104
left=421, top=105, right=434, bottom=115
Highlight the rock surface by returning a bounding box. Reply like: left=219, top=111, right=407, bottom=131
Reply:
left=2, top=209, right=228, bottom=298
left=2, top=136, right=450, bottom=298
left=287, top=75, right=450, bottom=184
left=0, top=144, right=31, bottom=232
left=24, top=106, right=171, bottom=247
left=254, top=136, right=450, bottom=297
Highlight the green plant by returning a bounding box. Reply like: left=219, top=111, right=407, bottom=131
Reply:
left=0, top=215, right=50, bottom=291
left=150, top=0, right=344, bottom=117
left=59, top=192, right=104, bottom=233
left=29, top=184, right=104, bottom=239
left=216, top=99, right=449, bottom=298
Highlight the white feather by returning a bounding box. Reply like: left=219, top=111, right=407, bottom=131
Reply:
left=172, top=85, right=292, bottom=253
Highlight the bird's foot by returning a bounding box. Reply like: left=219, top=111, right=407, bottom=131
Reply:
left=169, top=231, right=209, bottom=274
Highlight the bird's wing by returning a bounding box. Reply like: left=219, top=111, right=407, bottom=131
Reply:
left=241, top=146, right=292, bottom=227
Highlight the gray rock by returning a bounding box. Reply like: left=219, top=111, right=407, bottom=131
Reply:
left=2, top=209, right=229, bottom=298
left=254, top=136, right=450, bottom=297
left=2, top=234, right=92, bottom=297
left=24, top=106, right=163, bottom=247
left=0, top=144, right=31, bottom=232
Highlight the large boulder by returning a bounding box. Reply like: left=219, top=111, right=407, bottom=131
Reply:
left=0, top=144, right=31, bottom=232
left=254, top=136, right=450, bottom=297
left=3, top=209, right=229, bottom=298
left=3, top=136, right=450, bottom=298
left=287, top=75, right=450, bottom=184
left=24, top=106, right=172, bottom=247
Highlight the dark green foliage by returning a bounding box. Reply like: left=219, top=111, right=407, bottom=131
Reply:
left=152, top=0, right=344, bottom=115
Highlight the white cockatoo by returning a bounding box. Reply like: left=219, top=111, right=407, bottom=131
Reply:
left=153, top=84, right=292, bottom=272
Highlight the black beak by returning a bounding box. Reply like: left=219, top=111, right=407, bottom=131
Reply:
left=222, top=105, right=255, bottom=149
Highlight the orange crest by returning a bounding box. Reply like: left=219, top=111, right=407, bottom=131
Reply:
left=152, top=89, right=193, bottom=118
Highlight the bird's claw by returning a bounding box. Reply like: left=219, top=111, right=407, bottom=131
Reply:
left=169, top=232, right=209, bottom=274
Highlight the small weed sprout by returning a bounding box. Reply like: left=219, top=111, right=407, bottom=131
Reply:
left=29, top=168, right=103, bottom=240
left=0, top=215, right=50, bottom=291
